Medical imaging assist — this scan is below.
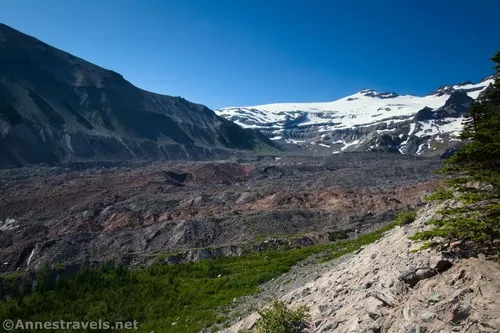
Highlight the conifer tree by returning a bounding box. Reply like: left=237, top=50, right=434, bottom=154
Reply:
left=412, top=52, right=500, bottom=255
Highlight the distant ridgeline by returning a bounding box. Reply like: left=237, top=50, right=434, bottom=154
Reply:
left=217, top=74, right=497, bottom=157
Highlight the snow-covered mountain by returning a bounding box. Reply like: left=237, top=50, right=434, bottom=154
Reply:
left=216, top=76, right=496, bottom=156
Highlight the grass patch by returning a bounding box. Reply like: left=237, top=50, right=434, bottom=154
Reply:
left=394, top=210, right=417, bottom=227
left=318, top=220, right=397, bottom=262
left=0, top=219, right=401, bottom=333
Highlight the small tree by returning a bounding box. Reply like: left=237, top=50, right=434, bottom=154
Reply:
left=256, top=300, right=310, bottom=333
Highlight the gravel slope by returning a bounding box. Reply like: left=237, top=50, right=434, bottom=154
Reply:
left=223, top=203, right=500, bottom=332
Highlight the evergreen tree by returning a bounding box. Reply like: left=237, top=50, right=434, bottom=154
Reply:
left=412, top=52, right=500, bottom=255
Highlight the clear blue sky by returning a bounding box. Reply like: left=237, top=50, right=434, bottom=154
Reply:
left=1, top=0, right=499, bottom=109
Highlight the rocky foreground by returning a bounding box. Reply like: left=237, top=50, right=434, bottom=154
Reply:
left=224, top=203, right=500, bottom=333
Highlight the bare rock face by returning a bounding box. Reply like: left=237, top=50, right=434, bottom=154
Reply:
left=225, top=203, right=500, bottom=333
left=0, top=23, right=276, bottom=168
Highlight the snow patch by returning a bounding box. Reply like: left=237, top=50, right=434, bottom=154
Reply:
left=416, top=142, right=430, bottom=155
left=285, top=139, right=307, bottom=144
left=341, top=139, right=361, bottom=151
left=27, top=248, right=36, bottom=266
left=414, top=117, right=463, bottom=138
left=0, top=218, right=18, bottom=231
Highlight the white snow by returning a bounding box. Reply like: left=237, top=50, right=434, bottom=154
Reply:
left=341, top=139, right=361, bottom=151
left=408, top=123, right=416, bottom=135
left=453, top=79, right=494, bottom=99
left=216, top=77, right=493, bottom=134
left=285, top=139, right=306, bottom=144
left=376, top=128, right=397, bottom=134
left=27, top=248, right=36, bottom=266
left=416, top=142, right=427, bottom=155
left=414, top=117, right=463, bottom=138
left=217, top=89, right=451, bottom=131
left=0, top=218, right=18, bottom=231
left=216, top=77, right=494, bottom=155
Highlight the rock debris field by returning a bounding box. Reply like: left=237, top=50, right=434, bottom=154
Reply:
left=0, top=153, right=442, bottom=272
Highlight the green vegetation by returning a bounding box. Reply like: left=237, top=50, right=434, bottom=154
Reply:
left=0, top=215, right=406, bottom=333
left=255, top=301, right=310, bottom=333
left=318, top=220, right=397, bottom=262
left=412, top=52, right=500, bottom=254
left=327, top=230, right=349, bottom=241
left=424, top=188, right=454, bottom=201
left=394, top=210, right=417, bottom=226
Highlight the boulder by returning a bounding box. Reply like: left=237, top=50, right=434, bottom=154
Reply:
left=429, top=255, right=453, bottom=272
left=449, top=302, right=470, bottom=324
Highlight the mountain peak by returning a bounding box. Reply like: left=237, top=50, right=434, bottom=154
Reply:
left=430, top=85, right=455, bottom=96
left=358, top=89, right=399, bottom=99
left=216, top=73, right=493, bottom=157
left=359, top=89, right=376, bottom=94
left=0, top=23, right=277, bottom=167
left=428, top=76, right=495, bottom=98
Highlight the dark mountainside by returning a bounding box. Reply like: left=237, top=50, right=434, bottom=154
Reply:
left=0, top=23, right=276, bottom=168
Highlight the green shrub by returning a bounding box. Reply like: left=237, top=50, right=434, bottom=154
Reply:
left=424, top=188, right=454, bottom=201
left=327, top=230, right=349, bottom=241
left=394, top=210, right=417, bottom=226
left=256, top=301, right=310, bottom=333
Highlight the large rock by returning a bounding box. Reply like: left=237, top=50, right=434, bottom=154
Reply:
left=429, top=255, right=453, bottom=272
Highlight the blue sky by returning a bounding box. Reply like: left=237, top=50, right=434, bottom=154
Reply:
left=1, top=0, right=499, bottom=109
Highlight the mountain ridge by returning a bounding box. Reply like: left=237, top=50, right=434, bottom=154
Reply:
left=216, top=75, right=495, bottom=157
left=0, top=23, right=276, bottom=168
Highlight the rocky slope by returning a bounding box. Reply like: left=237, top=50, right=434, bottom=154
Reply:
left=0, top=153, right=442, bottom=273
left=216, top=77, right=496, bottom=157
left=0, top=23, right=275, bottom=168
left=224, top=203, right=500, bottom=333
